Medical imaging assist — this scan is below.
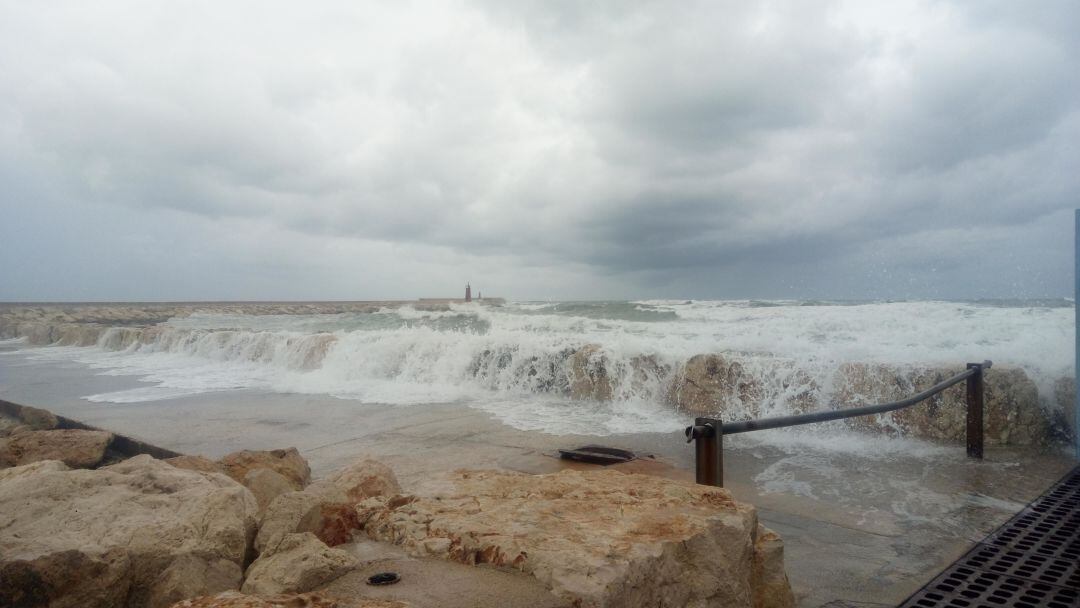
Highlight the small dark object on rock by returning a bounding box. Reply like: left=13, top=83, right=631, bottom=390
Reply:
left=558, top=445, right=636, bottom=465
left=367, top=572, right=401, bottom=586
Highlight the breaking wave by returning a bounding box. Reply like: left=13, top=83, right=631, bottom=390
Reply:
left=10, top=300, right=1075, bottom=435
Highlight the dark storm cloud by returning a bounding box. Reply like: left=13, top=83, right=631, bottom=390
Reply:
left=1, top=0, right=1078, bottom=300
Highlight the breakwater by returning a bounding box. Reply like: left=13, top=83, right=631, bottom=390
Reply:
left=0, top=300, right=1073, bottom=444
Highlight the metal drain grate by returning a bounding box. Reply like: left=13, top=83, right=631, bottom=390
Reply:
left=899, top=466, right=1080, bottom=608
left=962, top=544, right=1080, bottom=591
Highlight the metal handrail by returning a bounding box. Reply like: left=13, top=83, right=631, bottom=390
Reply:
left=684, top=360, right=991, bottom=487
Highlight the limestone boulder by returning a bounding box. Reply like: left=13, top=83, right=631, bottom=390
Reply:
left=628, top=354, right=670, bottom=398
left=244, top=468, right=296, bottom=513
left=0, top=455, right=258, bottom=607
left=255, top=491, right=326, bottom=554
left=567, top=344, right=613, bottom=401
left=241, top=533, right=358, bottom=596
left=0, top=429, right=113, bottom=468
left=147, top=554, right=243, bottom=608
left=255, top=488, right=362, bottom=551
left=220, top=448, right=311, bottom=491
left=0, top=547, right=132, bottom=608
left=753, top=525, right=794, bottom=608
left=356, top=468, right=793, bottom=608
left=322, top=458, right=402, bottom=503
left=311, top=503, right=363, bottom=547
left=667, top=354, right=763, bottom=416
left=169, top=591, right=407, bottom=608
left=833, top=364, right=1050, bottom=445
left=167, top=455, right=226, bottom=475
left=0, top=415, right=19, bottom=437
left=16, top=404, right=60, bottom=430
left=0, top=458, right=69, bottom=482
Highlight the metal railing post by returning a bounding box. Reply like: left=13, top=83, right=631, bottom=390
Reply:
left=966, top=363, right=985, bottom=459
left=685, top=417, right=723, bottom=487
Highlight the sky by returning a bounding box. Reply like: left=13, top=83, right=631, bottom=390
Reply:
left=1, top=1, right=1078, bottom=302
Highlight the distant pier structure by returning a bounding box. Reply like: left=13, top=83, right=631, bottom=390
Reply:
left=463, top=283, right=485, bottom=303
left=418, top=285, right=502, bottom=305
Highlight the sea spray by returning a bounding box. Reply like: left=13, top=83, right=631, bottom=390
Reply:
left=5, top=300, right=1073, bottom=437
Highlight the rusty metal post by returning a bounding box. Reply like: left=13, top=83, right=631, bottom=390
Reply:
left=966, top=363, right=984, bottom=459
left=685, top=417, right=723, bottom=487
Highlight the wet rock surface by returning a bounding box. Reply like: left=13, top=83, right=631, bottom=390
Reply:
left=567, top=344, right=614, bottom=401
left=1053, top=376, right=1077, bottom=441
left=668, top=353, right=764, bottom=416
left=834, top=363, right=1050, bottom=444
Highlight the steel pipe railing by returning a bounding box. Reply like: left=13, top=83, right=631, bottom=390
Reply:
left=685, top=361, right=991, bottom=487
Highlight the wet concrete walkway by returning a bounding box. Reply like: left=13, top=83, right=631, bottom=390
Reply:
left=898, top=465, right=1079, bottom=608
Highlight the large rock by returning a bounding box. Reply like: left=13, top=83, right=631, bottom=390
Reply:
left=255, top=484, right=361, bottom=550
left=244, top=468, right=296, bottom=513
left=169, top=591, right=407, bottom=608
left=16, top=404, right=60, bottom=430
left=356, top=469, right=794, bottom=608
left=241, top=533, right=358, bottom=595
left=147, top=554, right=243, bottom=608
left=167, top=455, right=226, bottom=475
left=220, top=448, right=311, bottom=491
left=833, top=364, right=1050, bottom=445
left=0, top=414, right=20, bottom=437
left=255, top=491, right=326, bottom=554
left=567, top=344, right=614, bottom=401
left=0, top=547, right=132, bottom=608
left=322, top=458, right=402, bottom=503
left=0, top=455, right=258, bottom=607
left=310, top=503, right=363, bottom=547
left=667, top=354, right=764, bottom=416
left=0, top=429, right=113, bottom=468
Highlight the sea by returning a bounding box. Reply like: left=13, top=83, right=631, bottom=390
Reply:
left=1, top=299, right=1072, bottom=438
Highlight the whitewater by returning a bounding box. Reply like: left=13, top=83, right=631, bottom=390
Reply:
left=2, top=299, right=1072, bottom=437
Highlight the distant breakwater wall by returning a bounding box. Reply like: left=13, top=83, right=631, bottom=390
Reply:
left=1, top=304, right=1073, bottom=446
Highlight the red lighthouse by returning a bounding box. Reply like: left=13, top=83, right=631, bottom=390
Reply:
left=465, top=283, right=472, bottom=303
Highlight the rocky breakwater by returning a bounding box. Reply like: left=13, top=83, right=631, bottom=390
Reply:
left=0, top=304, right=218, bottom=346
left=669, top=355, right=1059, bottom=445
left=831, top=363, right=1053, bottom=444
left=356, top=468, right=794, bottom=608
left=0, top=301, right=454, bottom=347
left=0, top=403, right=795, bottom=608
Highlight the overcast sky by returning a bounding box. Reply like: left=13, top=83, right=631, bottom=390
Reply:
left=2, top=1, right=1078, bottom=301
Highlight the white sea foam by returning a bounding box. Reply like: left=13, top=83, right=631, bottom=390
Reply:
left=6, top=300, right=1073, bottom=438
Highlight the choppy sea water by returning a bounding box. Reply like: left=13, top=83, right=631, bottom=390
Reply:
left=2, top=299, right=1073, bottom=437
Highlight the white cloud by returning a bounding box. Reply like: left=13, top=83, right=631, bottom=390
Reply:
left=1, top=0, right=1077, bottom=300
